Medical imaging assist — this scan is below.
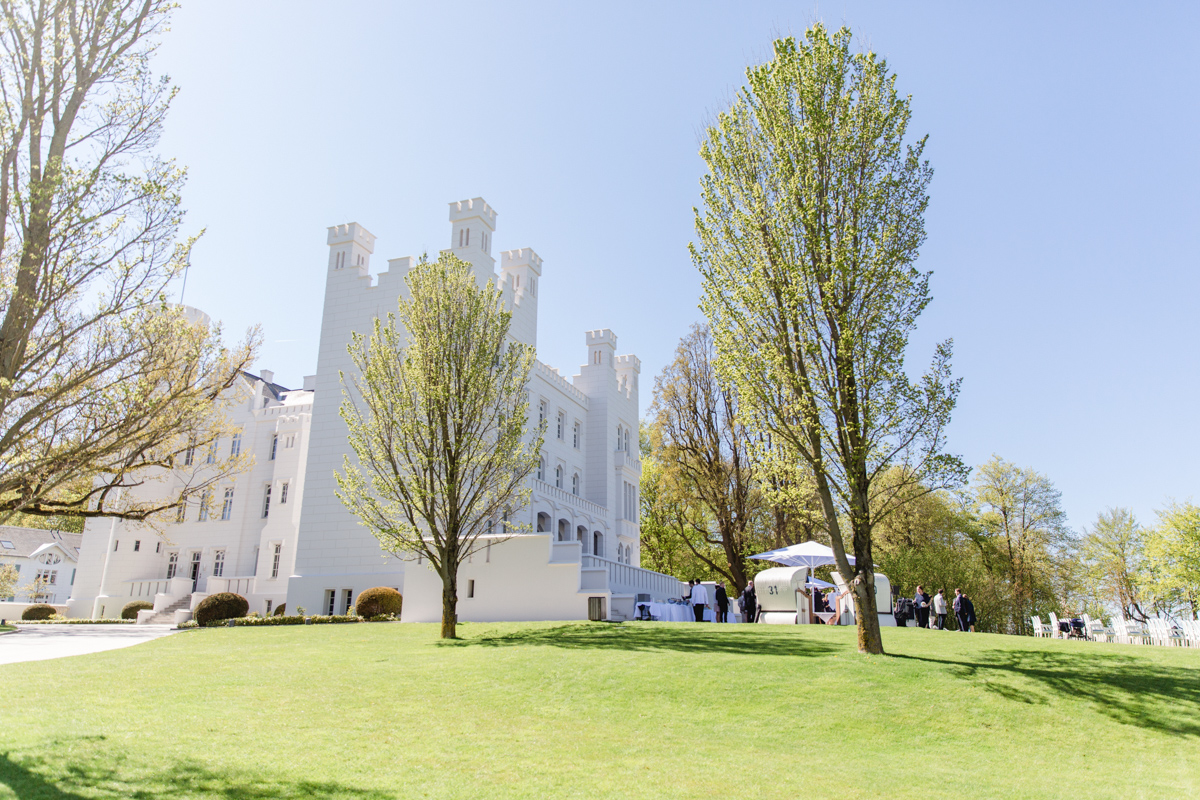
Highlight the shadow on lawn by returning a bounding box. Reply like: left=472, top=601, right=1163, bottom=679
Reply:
left=443, top=622, right=841, bottom=657
left=0, top=751, right=395, bottom=800
left=894, top=648, right=1200, bottom=737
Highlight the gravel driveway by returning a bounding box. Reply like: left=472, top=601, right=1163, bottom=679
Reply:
left=0, top=624, right=179, bottom=665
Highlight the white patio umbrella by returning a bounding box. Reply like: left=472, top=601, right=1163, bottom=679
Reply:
left=804, top=576, right=837, bottom=590
left=748, top=540, right=856, bottom=568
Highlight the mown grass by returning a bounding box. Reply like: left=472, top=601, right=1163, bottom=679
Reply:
left=1, top=622, right=1197, bottom=799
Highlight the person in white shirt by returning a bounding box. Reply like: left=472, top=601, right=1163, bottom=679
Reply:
left=690, top=580, right=709, bottom=622
left=932, top=588, right=948, bottom=630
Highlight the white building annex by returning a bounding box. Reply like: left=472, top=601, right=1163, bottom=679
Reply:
left=66, top=368, right=315, bottom=621
left=0, top=527, right=82, bottom=617
left=63, top=198, right=682, bottom=623
left=287, top=198, right=681, bottom=622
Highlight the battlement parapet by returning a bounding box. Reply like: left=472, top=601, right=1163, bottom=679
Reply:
left=535, top=360, right=589, bottom=407
left=615, top=354, right=641, bottom=373
left=501, top=248, right=544, bottom=275
left=585, top=329, right=617, bottom=348
left=448, top=197, right=497, bottom=230
left=327, top=222, right=376, bottom=251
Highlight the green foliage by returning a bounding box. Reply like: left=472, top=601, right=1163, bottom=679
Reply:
left=121, top=601, right=154, bottom=620
left=336, top=253, right=540, bottom=639
left=21, top=603, right=55, bottom=620
left=692, top=25, right=964, bottom=652
left=1144, top=502, right=1200, bottom=618
left=193, top=592, right=248, bottom=626
left=0, top=563, right=17, bottom=598
left=273, top=603, right=286, bottom=616
left=355, top=587, right=402, bottom=618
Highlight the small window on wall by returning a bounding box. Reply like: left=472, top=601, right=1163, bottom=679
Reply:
left=266, top=599, right=273, bottom=615
left=167, top=552, right=179, bottom=579
left=175, top=502, right=186, bottom=523
left=593, top=350, right=601, bottom=365
left=555, top=465, right=563, bottom=489
left=269, top=434, right=278, bottom=461
left=324, top=589, right=336, bottom=615
left=280, top=482, right=289, bottom=505
left=343, top=589, right=353, bottom=614
left=262, top=485, right=272, bottom=519
left=538, top=400, right=546, bottom=425
left=113, top=540, right=119, bottom=552
left=537, top=457, right=545, bottom=482
left=222, top=488, right=234, bottom=520
left=231, top=432, right=242, bottom=457
left=557, top=412, right=565, bottom=440
left=213, top=550, right=225, bottom=577
left=271, top=543, right=282, bottom=579
left=573, top=421, right=581, bottom=449
left=468, top=579, right=475, bottom=599
left=134, top=540, right=141, bottom=552
left=572, top=473, right=580, bottom=496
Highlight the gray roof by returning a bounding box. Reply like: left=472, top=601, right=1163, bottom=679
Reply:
left=241, top=370, right=291, bottom=401
left=0, top=526, right=82, bottom=559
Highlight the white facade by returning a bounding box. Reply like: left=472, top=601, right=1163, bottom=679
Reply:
left=288, top=198, right=681, bottom=621
left=0, top=527, right=81, bottom=619
left=66, top=369, right=314, bottom=619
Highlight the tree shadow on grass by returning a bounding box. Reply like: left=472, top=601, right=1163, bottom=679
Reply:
left=0, top=751, right=396, bottom=800
left=893, top=648, right=1200, bottom=737
left=441, top=622, right=842, bottom=658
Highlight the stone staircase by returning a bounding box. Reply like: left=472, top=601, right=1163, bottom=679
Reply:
left=143, top=594, right=192, bottom=625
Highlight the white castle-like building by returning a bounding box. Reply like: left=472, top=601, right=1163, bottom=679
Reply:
left=67, top=198, right=682, bottom=623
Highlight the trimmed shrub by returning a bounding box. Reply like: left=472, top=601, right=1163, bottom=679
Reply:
left=355, top=587, right=402, bottom=619
left=121, top=601, right=154, bottom=620
left=22, top=604, right=56, bottom=621
left=273, top=603, right=286, bottom=616
left=194, top=592, right=249, bottom=626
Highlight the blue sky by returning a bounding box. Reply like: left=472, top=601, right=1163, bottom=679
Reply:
left=155, top=1, right=1200, bottom=532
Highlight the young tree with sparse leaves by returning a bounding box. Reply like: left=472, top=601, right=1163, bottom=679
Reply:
left=0, top=562, right=16, bottom=598
left=336, top=254, right=540, bottom=639
left=693, top=26, right=965, bottom=654
left=0, top=1, right=257, bottom=526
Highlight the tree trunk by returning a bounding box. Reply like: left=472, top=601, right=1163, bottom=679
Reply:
left=440, top=572, right=458, bottom=639
left=852, top=569, right=884, bottom=654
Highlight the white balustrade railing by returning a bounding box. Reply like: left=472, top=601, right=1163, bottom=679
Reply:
left=535, top=480, right=609, bottom=520
left=206, top=576, right=255, bottom=595
left=124, top=578, right=172, bottom=598
left=581, top=555, right=683, bottom=600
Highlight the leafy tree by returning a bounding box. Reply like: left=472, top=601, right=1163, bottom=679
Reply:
left=336, top=254, right=540, bottom=639
left=972, top=456, right=1073, bottom=634
left=1144, top=502, right=1200, bottom=620
left=693, top=26, right=965, bottom=654
left=0, top=562, right=16, bottom=598
left=0, top=0, right=257, bottom=525
left=648, top=324, right=761, bottom=592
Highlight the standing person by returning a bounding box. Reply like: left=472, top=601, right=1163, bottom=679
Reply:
left=962, top=593, right=976, bottom=632
left=684, top=579, right=694, bottom=603
left=953, top=589, right=968, bottom=632
left=913, top=585, right=931, bottom=629
left=691, top=579, right=709, bottom=622
left=933, top=588, right=948, bottom=630
left=741, top=581, right=757, bottom=623
left=715, top=582, right=729, bottom=623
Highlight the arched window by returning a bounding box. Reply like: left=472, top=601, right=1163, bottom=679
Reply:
left=555, top=465, right=563, bottom=489
left=593, top=350, right=600, bottom=365
left=573, top=421, right=581, bottom=448
left=593, top=531, right=604, bottom=558
left=615, top=425, right=621, bottom=449
left=558, top=518, right=570, bottom=542
left=571, top=473, right=580, bottom=496
left=538, top=399, right=546, bottom=425
left=537, top=512, right=550, bottom=533
left=465, top=228, right=470, bottom=246
left=537, top=456, right=545, bottom=482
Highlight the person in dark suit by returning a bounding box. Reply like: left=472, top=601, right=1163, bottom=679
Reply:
left=740, top=581, right=757, bottom=623
left=962, top=593, right=976, bottom=632
left=715, top=582, right=729, bottom=623
left=953, top=588, right=968, bottom=632
left=913, top=585, right=931, bottom=629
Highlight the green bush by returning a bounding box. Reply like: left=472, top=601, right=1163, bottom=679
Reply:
left=355, top=587, right=402, bottom=618
left=121, top=601, right=154, bottom=620
left=274, top=603, right=286, bottom=616
left=194, top=592, right=248, bottom=626
left=21, top=604, right=56, bottom=621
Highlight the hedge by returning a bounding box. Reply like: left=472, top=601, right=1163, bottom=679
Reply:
left=355, top=586, right=402, bottom=618
left=21, top=604, right=56, bottom=621
left=194, top=592, right=249, bottom=626
left=121, top=601, right=154, bottom=620
left=273, top=603, right=286, bottom=616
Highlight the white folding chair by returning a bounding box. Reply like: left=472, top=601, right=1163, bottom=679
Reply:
left=1048, top=611, right=1062, bottom=639
left=1030, top=616, right=1046, bottom=638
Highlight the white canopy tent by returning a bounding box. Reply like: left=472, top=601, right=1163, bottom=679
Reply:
left=749, top=541, right=856, bottom=569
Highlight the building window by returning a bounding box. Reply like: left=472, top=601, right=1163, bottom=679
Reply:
left=557, top=411, right=565, bottom=440
left=134, top=540, right=140, bottom=552
left=198, top=489, right=211, bottom=521
left=262, top=485, right=271, bottom=518
left=343, top=588, right=353, bottom=614
left=175, top=501, right=186, bottom=523
left=537, top=457, right=545, bottom=482
left=213, top=549, right=225, bottom=577
left=280, top=482, right=289, bottom=505
left=572, top=473, right=580, bottom=496
left=616, top=425, right=621, bottom=450
left=269, top=434, right=278, bottom=461
left=284, top=434, right=296, bottom=449
left=265, top=599, right=273, bottom=615
left=113, top=540, right=119, bottom=552
left=231, top=432, right=242, bottom=457
left=573, top=421, right=581, bottom=448
left=324, top=589, right=336, bottom=615
left=183, top=441, right=195, bottom=466
left=167, top=552, right=178, bottom=579
left=221, top=488, right=234, bottom=520
left=206, top=442, right=217, bottom=464
left=468, top=579, right=475, bottom=599
left=156, top=542, right=161, bottom=554
left=253, top=546, right=259, bottom=576
left=538, top=400, right=546, bottom=426
left=555, top=465, right=563, bottom=489
left=271, top=543, right=282, bottom=579
left=593, top=350, right=601, bottom=365
left=36, top=569, right=57, bottom=585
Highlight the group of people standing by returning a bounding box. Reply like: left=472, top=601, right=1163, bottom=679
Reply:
left=683, top=579, right=764, bottom=623
left=907, top=586, right=976, bottom=631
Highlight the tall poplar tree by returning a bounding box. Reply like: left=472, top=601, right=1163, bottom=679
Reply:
left=336, top=254, right=540, bottom=639
left=693, top=26, right=965, bottom=654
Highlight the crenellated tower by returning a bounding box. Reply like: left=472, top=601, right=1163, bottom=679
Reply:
left=448, top=197, right=497, bottom=281
left=500, top=247, right=542, bottom=348
left=327, top=222, right=375, bottom=277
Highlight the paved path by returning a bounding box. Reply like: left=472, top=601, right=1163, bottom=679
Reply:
left=0, top=624, right=179, bottom=665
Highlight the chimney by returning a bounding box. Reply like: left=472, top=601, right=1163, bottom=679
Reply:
left=302, top=375, right=316, bottom=391
left=259, top=369, right=274, bottom=385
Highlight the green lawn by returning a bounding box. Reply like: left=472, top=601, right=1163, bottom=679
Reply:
left=1, top=622, right=1197, bottom=799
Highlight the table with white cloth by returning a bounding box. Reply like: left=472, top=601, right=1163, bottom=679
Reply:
left=642, top=603, right=739, bottom=622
